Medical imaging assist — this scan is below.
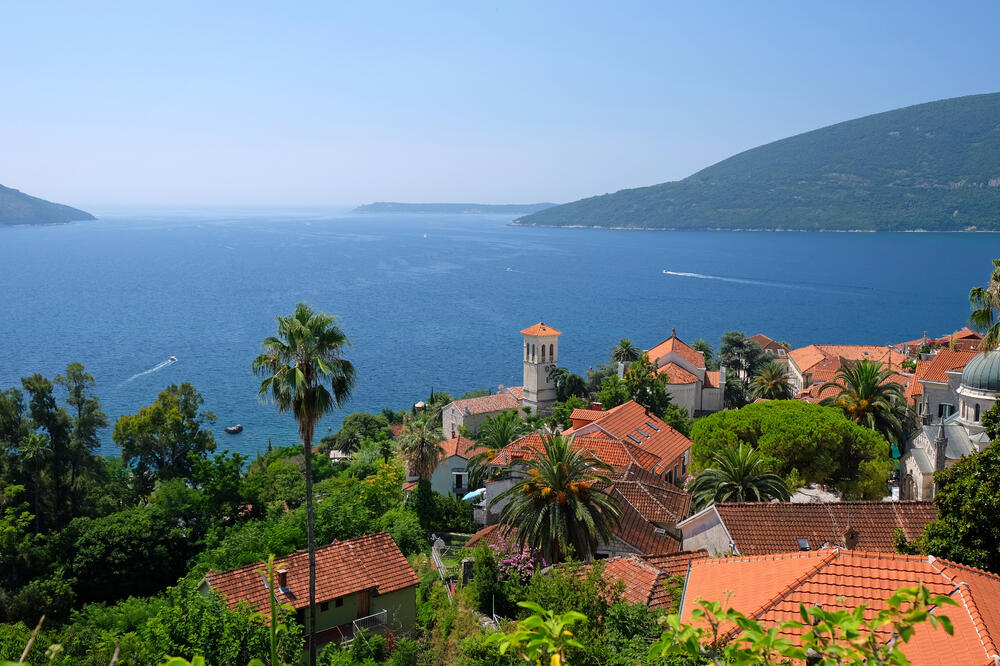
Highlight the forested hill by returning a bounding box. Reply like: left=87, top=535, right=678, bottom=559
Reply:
left=514, top=93, right=1000, bottom=231
left=355, top=202, right=556, bottom=214
left=0, top=184, right=95, bottom=226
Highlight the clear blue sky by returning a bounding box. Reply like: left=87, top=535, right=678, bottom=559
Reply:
left=3, top=1, right=999, bottom=206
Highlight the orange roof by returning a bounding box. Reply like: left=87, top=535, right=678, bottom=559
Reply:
left=520, top=322, right=561, bottom=337
left=704, top=370, right=721, bottom=388
left=797, top=370, right=912, bottom=404
left=569, top=408, right=605, bottom=422
left=789, top=345, right=906, bottom=377
left=582, top=551, right=707, bottom=609
left=750, top=333, right=787, bottom=353
left=710, top=501, right=937, bottom=555
left=906, top=360, right=928, bottom=403
left=205, top=532, right=418, bottom=614
left=681, top=550, right=1000, bottom=665
left=466, top=523, right=519, bottom=550
left=439, top=435, right=483, bottom=460
left=449, top=386, right=524, bottom=416
left=489, top=432, right=660, bottom=471
left=647, top=332, right=706, bottom=369
left=574, top=400, right=692, bottom=472
left=920, top=349, right=979, bottom=383
left=656, top=362, right=699, bottom=384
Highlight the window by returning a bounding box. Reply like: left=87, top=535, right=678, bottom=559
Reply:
left=532, top=344, right=536, bottom=361
left=541, top=345, right=546, bottom=361
left=939, top=403, right=955, bottom=418
left=525, top=343, right=529, bottom=360
left=673, top=465, right=679, bottom=484
left=975, top=404, right=981, bottom=421
left=666, top=469, right=673, bottom=484
left=549, top=344, right=554, bottom=359
left=453, top=472, right=466, bottom=491
left=626, top=434, right=641, bottom=444
left=335, top=597, right=344, bottom=607
left=645, top=421, right=660, bottom=432
left=320, top=601, right=329, bottom=612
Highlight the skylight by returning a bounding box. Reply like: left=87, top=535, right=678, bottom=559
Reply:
left=636, top=428, right=650, bottom=438
left=626, top=434, right=642, bottom=444
left=646, top=421, right=661, bottom=431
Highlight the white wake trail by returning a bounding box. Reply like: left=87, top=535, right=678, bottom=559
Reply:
left=122, top=357, right=177, bottom=384
left=661, top=269, right=868, bottom=295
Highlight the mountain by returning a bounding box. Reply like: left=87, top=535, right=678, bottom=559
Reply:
left=0, top=185, right=95, bottom=226
left=354, top=202, right=557, bottom=215
left=515, top=93, right=1000, bottom=231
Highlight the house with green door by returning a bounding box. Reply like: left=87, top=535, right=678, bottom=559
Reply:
left=200, top=531, right=419, bottom=647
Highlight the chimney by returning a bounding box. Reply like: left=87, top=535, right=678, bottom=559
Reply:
left=498, top=384, right=504, bottom=391
left=277, top=568, right=288, bottom=589
left=671, top=327, right=676, bottom=338
left=843, top=527, right=859, bottom=550
left=589, top=402, right=603, bottom=412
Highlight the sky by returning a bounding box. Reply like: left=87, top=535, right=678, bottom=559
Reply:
left=3, top=1, right=1000, bottom=206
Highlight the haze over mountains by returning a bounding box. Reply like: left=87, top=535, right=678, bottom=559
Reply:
left=515, top=93, right=1000, bottom=232
left=0, top=185, right=95, bottom=226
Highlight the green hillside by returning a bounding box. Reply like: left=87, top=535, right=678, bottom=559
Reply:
left=515, top=93, right=1000, bottom=231
left=0, top=184, right=95, bottom=226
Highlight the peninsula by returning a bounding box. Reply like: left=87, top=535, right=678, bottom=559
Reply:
left=0, top=184, right=95, bottom=226
left=514, top=93, right=1000, bottom=232
left=354, top=202, right=557, bottom=215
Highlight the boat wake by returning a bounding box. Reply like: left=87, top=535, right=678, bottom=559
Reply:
left=122, top=356, right=177, bottom=384
left=661, top=270, right=868, bottom=295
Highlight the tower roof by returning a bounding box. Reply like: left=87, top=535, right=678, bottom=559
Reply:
left=521, top=322, right=562, bottom=337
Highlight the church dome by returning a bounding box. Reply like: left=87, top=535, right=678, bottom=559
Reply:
left=961, top=352, right=1000, bottom=393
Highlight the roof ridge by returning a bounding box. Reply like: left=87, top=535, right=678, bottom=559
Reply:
left=952, top=583, right=999, bottom=660
left=746, top=549, right=840, bottom=622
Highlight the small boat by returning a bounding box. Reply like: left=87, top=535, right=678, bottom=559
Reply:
left=662, top=269, right=668, bottom=274
left=225, top=424, right=243, bottom=435
left=505, top=267, right=513, bottom=272
left=169, top=355, right=177, bottom=362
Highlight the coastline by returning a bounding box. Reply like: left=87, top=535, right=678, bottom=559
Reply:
left=508, top=221, right=1000, bottom=233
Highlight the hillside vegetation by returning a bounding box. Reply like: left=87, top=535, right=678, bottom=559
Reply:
left=0, top=184, right=95, bottom=226
left=515, top=93, right=1000, bottom=231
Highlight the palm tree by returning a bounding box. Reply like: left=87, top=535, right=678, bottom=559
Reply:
left=688, top=444, right=790, bottom=510
left=398, top=413, right=444, bottom=481
left=466, top=409, right=528, bottom=487
left=253, top=303, right=355, bottom=666
left=750, top=361, right=793, bottom=400
left=610, top=338, right=641, bottom=364
left=970, top=258, right=1000, bottom=350
left=819, top=359, right=906, bottom=446
left=490, top=434, right=621, bottom=563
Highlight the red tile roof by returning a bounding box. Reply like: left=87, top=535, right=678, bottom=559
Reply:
left=906, top=359, right=930, bottom=404
left=597, top=551, right=709, bottom=609
left=920, top=349, right=979, bottom=383
left=439, top=435, right=483, bottom=460
left=750, top=334, right=786, bottom=353
left=520, top=322, right=561, bottom=337
left=797, top=370, right=912, bottom=404
left=709, top=501, right=937, bottom=555
left=647, top=333, right=706, bottom=370
left=704, top=370, right=720, bottom=388
left=573, top=401, right=692, bottom=473
left=789, top=345, right=906, bottom=379
left=465, top=523, right=519, bottom=550
left=489, top=432, right=660, bottom=471
left=568, top=408, right=605, bottom=423
left=450, top=386, right=524, bottom=416
left=656, top=362, right=699, bottom=384
left=205, top=532, right=418, bottom=614
left=681, top=549, right=1000, bottom=666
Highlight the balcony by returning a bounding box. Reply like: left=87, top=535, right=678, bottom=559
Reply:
left=352, top=609, right=388, bottom=634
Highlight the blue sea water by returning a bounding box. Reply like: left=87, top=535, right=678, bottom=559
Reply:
left=0, top=207, right=995, bottom=458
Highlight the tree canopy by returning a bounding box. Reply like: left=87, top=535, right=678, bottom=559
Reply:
left=690, top=401, right=894, bottom=499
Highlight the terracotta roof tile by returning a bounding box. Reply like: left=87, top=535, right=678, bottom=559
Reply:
left=681, top=550, right=1000, bottom=665
left=704, top=370, right=721, bottom=388
left=920, top=349, right=979, bottom=383
left=711, top=501, right=937, bottom=555
left=568, top=408, right=605, bottom=422
left=520, top=322, right=561, bottom=337
left=648, top=333, right=706, bottom=369
left=790, top=345, right=906, bottom=377
left=656, top=362, right=699, bottom=384
left=906, top=360, right=930, bottom=403
left=750, top=334, right=786, bottom=353
left=490, top=432, right=660, bottom=471
left=439, top=435, right=483, bottom=460
left=450, top=387, right=523, bottom=416
left=571, top=401, right=692, bottom=473
left=205, top=532, right=418, bottom=615
left=465, top=523, right=519, bottom=549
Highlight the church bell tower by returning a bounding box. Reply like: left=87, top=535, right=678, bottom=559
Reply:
left=521, top=322, right=561, bottom=415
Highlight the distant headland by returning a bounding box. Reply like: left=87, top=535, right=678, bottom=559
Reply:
left=0, top=184, right=95, bottom=227
left=354, top=202, right=557, bottom=215
left=514, top=92, right=1000, bottom=232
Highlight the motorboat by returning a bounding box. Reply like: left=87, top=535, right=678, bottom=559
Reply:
left=169, top=355, right=177, bottom=362
left=225, top=424, right=243, bottom=435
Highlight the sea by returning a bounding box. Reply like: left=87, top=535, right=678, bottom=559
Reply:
left=0, top=206, right=995, bottom=459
